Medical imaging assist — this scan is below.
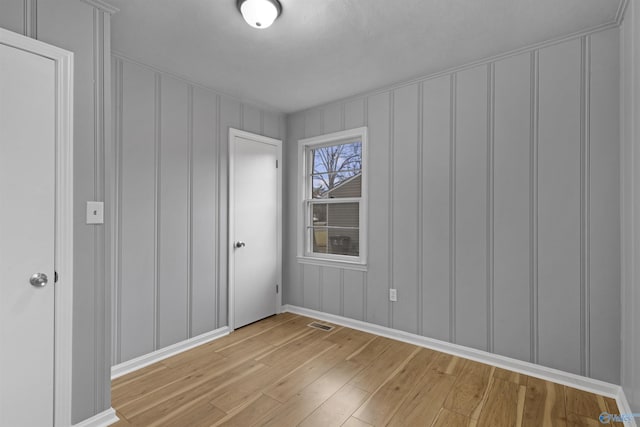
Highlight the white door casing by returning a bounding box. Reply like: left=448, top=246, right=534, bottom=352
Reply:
left=0, top=28, right=73, bottom=427
left=229, top=129, right=282, bottom=330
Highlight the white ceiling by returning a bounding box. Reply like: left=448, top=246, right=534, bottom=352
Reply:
left=109, top=0, right=623, bottom=113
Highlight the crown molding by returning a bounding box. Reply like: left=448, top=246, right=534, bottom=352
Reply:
left=616, top=0, right=630, bottom=25
left=80, top=0, right=119, bottom=15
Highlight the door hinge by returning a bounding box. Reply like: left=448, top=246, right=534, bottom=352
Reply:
left=276, top=284, right=279, bottom=293
left=54, top=271, right=58, bottom=283
left=276, top=160, right=278, bottom=168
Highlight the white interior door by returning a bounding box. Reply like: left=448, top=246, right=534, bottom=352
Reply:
left=230, top=130, right=281, bottom=329
left=0, top=41, right=56, bottom=426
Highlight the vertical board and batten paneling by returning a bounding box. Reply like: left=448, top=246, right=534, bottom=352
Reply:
left=284, top=28, right=621, bottom=384
left=263, top=110, right=284, bottom=141
left=158, top=76, right=189, bottom=348
left=284, top=112, right=305, bottom=307
left=320, top=103, right=344, bottom=314
left=97, top=8, right=114, bottom=413
left=242, top=104, right=262, bottom=135
left=304, top=107, right=324, bottom=136
left=343, top=99, right=367, bottom=321
left=345, top=99, right=366, bottom=129
left=119, top=60, right=156, bottom=362
left=322, top=267, right=342, bottom=315
left=365, top=93, right=391, bottom=327
left=113, top=57, right=284, bottom=364
left=323, top=103, right=343, bottom=134
left=37, top=2, right=107, bottom=420
left=216, top=96, right=241, bottom=327
left=344, top=270, right=365, bottom=320
left=492, top=53, right=532, bottom=362
left=0, top=1, right=24, bottom=34
left=537, top=39, right=582, bottom=375
left=588, top=28, right=620, bottom=382
left=303, top=264, right=322, bottom=311
left=421, top=75, right=451, bottom=342
left=292, top=98, right=372, bottom=322
left=454, top=65, right=488, bottom=351
left=620, top=0, right=640, bottom=409
left=191, top=88, right=218, bottom=336
left=301, top=109, right=323, bottom=311
left=42, top=0, right=116, bottom=421
left=392, top=84, right=420, bottom=334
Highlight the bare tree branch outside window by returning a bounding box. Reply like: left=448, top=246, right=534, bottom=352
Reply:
left=311, top=141, right=361, bottom=198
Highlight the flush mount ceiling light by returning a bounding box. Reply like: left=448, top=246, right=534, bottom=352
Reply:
left=237, top=0, right=282, bottom=29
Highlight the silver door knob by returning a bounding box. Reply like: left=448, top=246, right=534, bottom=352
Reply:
left=235, top=241, right=246, bottom=248
left=30, top=273, right=48, bottom=287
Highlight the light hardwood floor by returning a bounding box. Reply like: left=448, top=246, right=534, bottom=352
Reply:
left=112, top=313, right=621, bottom=426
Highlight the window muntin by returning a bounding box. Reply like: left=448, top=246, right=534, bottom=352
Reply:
left=298, top=128, right=367, bottom=268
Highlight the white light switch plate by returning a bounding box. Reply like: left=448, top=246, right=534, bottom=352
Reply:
left=389, top=288, right=397, bottom=302
left=86, top=201, right=104, bottom=224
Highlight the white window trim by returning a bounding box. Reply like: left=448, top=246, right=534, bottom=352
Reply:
left=297, top=127, right=368, bottom=270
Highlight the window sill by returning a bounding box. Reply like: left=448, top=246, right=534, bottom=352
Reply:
left=297, top=256, right=368, bottom=271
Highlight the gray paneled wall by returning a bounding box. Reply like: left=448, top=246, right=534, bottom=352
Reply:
left=621, top=0, right=640, bottom=411
left=112, top=55, right=284, bottom=364
left=1, top=0, right=115, bottom=423
left=284, top=28, right=620, bottom=384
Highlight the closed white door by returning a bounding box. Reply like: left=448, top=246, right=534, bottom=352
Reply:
left=0, top=42, right=56, bottom=426
left=230, top=131, right=281, bottom=329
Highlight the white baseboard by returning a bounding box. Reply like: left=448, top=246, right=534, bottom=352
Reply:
left=616, top=388, right=639, bottom=427
left=73, top=407, right=119, bottom=427
left=283, top=304, right=635, bottom=424
left=111, top=326, right=230, bottom=379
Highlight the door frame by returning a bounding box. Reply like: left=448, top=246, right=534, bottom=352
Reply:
left=228, top=128, right=282, bottom=331
left=0, top=28, right=74, bottom=427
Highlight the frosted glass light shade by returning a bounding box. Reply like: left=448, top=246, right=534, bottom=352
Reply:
left=239, top=0, right=281, bottom=29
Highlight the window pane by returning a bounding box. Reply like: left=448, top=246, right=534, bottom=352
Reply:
left=311, top=173, right=361, bottom=199
left=327, top=203, right=359, bottom=227
left=312, top=176, right=329, bottom=198
left=310, top=227, right=360, bottom=257
left=312, top=203, right=327, bottom=225
left=310, top=141, right=362, bottom=199
left=312, top=228, right=328, bottom=253
left=311, top=202, right=359, bottom=227
left=328, top=228, right=359, bottom=256
left=312, top=141, right=361, bottom=174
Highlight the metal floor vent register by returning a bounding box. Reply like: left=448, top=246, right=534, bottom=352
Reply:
left=307, top=322, right=334, bottom=331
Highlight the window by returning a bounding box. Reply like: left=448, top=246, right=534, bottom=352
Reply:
left=298, top=127, right=367, bottom=269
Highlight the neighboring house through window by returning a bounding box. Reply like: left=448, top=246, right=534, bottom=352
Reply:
left=297, top=127, right=368, bottom=270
